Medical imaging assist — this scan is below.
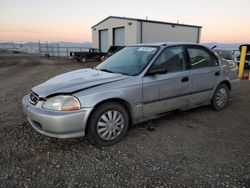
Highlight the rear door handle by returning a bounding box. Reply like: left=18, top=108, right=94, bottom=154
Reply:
left=181, top=77, right=189, bottom=82
left=215, top=71, right=221, bottom=76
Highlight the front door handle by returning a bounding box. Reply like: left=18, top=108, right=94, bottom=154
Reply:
left=215, top=71, right=221, bottom=76
left=181, top=77, right=189, bottom=82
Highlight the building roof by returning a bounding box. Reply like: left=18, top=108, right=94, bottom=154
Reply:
left=92, top=16, right=202, bottom=29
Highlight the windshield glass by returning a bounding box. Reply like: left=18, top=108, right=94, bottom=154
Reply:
left=96, top=46, right=159, bottom=76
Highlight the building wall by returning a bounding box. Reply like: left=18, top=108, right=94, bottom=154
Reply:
left=92, top=17, right=201, bottom=50
left=92, top=18, right=138, bottom=49
left=141, top=22, right=200, bottom=43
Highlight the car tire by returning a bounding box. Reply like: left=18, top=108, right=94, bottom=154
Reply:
left=81, top=57, right=87, bottom=63
left=87, top=102, right=129, bottom=146
left=211, top=84, right=229, bottom=111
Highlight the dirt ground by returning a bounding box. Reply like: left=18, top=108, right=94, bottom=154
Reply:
left=0, top=54, right=249, bottom=187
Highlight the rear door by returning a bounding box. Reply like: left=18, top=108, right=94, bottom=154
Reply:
left=186, top=46, right=221, bottom=105
left=142, top=46, right=192, bottom=117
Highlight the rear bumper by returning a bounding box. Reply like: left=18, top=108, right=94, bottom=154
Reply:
left=22, top=95, right=93, bottom=138
left=230, top=78, right=240, bottom=94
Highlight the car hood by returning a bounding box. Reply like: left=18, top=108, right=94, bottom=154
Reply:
left=32, top=68, right=128, bottom=98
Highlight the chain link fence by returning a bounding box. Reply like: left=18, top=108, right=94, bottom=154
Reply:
left=0, top=42, right=91, bottom=57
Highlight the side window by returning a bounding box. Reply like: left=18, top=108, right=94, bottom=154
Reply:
left=153, top=46, right=186, bottom=73
left=188, top=47, right=218, bottom=69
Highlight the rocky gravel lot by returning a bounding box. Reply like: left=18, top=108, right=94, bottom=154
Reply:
left=0, top=54, right=249, bottom=187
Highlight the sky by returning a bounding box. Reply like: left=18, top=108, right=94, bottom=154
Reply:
left=0, top=0, right=249, bottom=43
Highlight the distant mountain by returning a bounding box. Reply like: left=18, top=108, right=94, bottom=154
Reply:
left=31, top=41, right=92, bottom=47
left=202, top=43, right=243, bottom=50
left=0, top=41, right=92, bottom=48
left=49, top=42, right=92, bottom=47
left=0, top=41, right=93, bottom=55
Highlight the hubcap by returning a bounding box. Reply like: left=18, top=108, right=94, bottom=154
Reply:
left=97, top=110, right=124, bottom=141
left=215, top=88, right=227, bottom=107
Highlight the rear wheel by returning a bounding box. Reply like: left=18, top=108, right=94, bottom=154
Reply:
left=211, top=84, right=229, bottom=111
left=87, top=102, right=129, bottom=146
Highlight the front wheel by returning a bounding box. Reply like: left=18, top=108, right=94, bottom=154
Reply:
left=211, top=84, right=229, bottom=111
left=87, top=102, right=129, bottom=146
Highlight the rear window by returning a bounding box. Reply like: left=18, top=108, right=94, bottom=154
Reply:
left=188, top=47, right=218, bottom=69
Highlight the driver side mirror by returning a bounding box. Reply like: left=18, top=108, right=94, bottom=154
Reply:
left=146, top=66, right=167, bottom=76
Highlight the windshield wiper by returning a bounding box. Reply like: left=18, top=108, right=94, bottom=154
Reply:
left=116, top=72, right=132, bottom=76
left=98, top=68, right=115, bottom=73
left=97, top=68, right=132, bottom=76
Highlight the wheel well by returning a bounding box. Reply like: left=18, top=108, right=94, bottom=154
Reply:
left=219, top=80, right=231, bottom=90
left=85, top=98, right=133, bottom=134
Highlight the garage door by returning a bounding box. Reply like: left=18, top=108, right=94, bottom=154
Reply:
left=113, top=27, right=125, bottom=46
left=99, top=30, right=108, bottom=52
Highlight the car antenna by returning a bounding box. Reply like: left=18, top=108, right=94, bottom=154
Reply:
left=211, top=45, right=217, bottom=49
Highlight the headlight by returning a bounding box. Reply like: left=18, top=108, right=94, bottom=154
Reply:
left=42, top=95, right=81, bottom=111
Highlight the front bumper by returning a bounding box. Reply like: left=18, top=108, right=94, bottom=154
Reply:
left=22, top=95, right=93, bottom=138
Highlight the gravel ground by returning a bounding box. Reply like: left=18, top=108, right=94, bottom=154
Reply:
left=0, top=54, right=249, bottom=187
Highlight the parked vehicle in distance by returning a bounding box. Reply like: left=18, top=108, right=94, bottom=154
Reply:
left=22, top=43, right=240, bottom=146
left=70, top=48, right=105, bottom=62
left=235, top=53, right=250, bottom=69
left=213, top=49, right=235, bottom=61
left=100, top=46, right=125, bottom=61
left=234, top=44, right=250, bottom=69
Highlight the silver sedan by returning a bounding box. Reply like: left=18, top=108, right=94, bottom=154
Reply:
left=22, top=43, right=240, bottom=146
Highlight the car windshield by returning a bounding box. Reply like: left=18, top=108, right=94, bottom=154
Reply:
left=96, top=46, right=159, bottom=76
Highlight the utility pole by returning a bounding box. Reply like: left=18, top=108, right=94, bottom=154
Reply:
left=57, top=43, right=59, bottom=56
left=38, top=40, right=41, bottom=53
left=46, top=41, right=49, bottom=56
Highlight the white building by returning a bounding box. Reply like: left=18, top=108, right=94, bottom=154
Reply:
left=92, top=16, right=202, bottom=52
